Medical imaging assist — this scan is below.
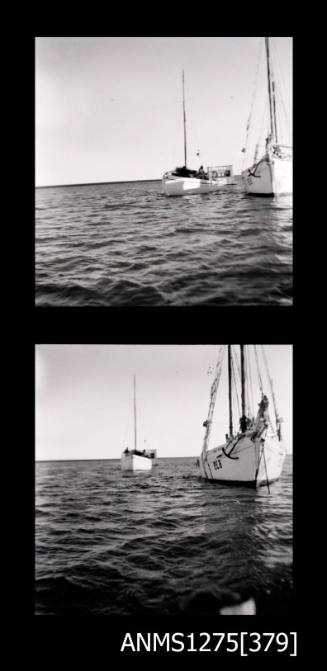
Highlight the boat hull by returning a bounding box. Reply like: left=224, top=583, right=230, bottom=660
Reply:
left=241, top=153, right=292, bottom=195
left=121, top=453, right=152, bottom=471
left=199, top=431, right=286, bottom=486
left=162, top=176, right=231, bottom=197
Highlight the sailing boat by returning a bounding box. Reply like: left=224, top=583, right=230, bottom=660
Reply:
left=162, top=70, right=234, bottom=196
left=199, top=345, right=286, bottom=487
left=121, top=375, right=153, bottom=471
left=241, top=37, right=292, bottom=195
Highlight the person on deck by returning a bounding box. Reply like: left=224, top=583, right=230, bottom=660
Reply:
left=251, top=395, right=270, bottom=440
left=257, top=395, right=269, bottom=425
left=240, top=415, right=251, bottom=432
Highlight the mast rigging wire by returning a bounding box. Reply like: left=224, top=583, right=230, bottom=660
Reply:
left=269, top=40, right=292, bottom=144
left=254, top=345, right=264, bottom=396
left=261, top=345, right=280, bottom=430
left=242, top=39, right=263, bottom=169
left=246, top=346, right=255, bottom=419
left=231, top=347, right=241, bottom=419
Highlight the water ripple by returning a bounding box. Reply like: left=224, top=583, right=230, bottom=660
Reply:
left=35, top=180, right=292, bottom=306
left=35, top=456, right=293, bottom=615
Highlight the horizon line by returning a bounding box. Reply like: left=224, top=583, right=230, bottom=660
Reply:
left=35, top=178, right=162, bottom=189
left=35, top=456, right=199, bottom=463
left=36, top=453, right=292, bottom=463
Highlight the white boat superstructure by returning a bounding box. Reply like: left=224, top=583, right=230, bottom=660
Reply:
left=199, top=345, right=286, bottom=488
left=162, top=166, right=234, bottom=197
left=241, top=38, right=292, bottom=196
left=120, top=375, right=153, bottom=472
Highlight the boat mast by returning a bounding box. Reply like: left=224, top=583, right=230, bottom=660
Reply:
left=240, top=345, right=246, bottom=420
left=182, top=70, right=187, bottom=167
left=133, top=375, right=137, bottom=451
left=265, top=37, right=278, bottom=144
left=228, top=345, right=233, bottom=436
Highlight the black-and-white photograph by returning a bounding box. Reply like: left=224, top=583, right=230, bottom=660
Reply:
left=35, top=344, right=293, bottom=617
left=35, top=37, right=292, bottom=307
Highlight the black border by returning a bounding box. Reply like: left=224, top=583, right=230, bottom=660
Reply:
left=29, top=25, right=305, bottom=662
left=34, top=307, right=295, bottom=343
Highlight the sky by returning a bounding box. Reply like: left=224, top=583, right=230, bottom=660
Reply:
left=35, top=37, right=292, bottom=186
left=35, top=345, right=292, bottom=461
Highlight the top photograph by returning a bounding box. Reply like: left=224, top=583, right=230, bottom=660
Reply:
left=35, top=36, right=293, bottom=307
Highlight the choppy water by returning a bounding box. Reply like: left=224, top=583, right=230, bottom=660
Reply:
left=35, top=455, right=293, bottom=616
left=35, top=180, right=292, bottom=306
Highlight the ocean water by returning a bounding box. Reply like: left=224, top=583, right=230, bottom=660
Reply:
left=35, top=180, right=292, bottom=306
left=35, top=455, right=293, bottom=616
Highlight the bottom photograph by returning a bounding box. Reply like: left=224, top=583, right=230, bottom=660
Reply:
left=35, top=344, right=293, bottom=616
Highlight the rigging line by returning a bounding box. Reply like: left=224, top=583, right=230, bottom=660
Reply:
left=250, top=347, right=255, bottom=417
left=253, top=345, right=264, bottom=396
left=261, top=444, right=271, bottom=494
left=244, top=346, right=250, bottom=416
left=261, top=345, right=279, bottom=428
left=234, top=348, right=242, bottom=415
left=251, top=99, right=269, bottom=164
left=261, top=99, right=269, bottom=135
left=233, top=387, right=241, bottom=426
left=247, top=347, right=255, bottom=419
left=242, top=39, right=263, bottom=169
left=255, top=442, right=264, bottom=480
left=231, top=347, right=241, bottom=418
left=255, top=99, right=269, bottom=158
left=272, top=81, right=289, bottom=142
left=276, top=88, right=291, bottom=139
left=231, top=360, right=240, bottom=421
left=202, top=345, right=225, bottom=456
left=233, top=344, right=242, bottom=385
left=271, top=39, right=290, bottom=116
left=231, top=351, right=240, bottom=424
left=270, top=40, right=292, bottom=141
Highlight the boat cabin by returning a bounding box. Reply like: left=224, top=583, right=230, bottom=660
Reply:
left=207, top=165, right=233, bottom=179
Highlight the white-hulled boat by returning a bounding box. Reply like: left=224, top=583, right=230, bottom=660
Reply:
left=241, top=37, right=292, bottom=196
left=121, top=450, right=152, bottom=471
left=121, top=376, right=153, bottom=472
left=199, top=345, right=286, bottom=488
left=162, top=71, right=235, bottom=196
left=162, top=165, right=234, bottom=197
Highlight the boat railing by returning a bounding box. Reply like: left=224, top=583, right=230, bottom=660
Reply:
left=208, top=165, right=233, bottom=179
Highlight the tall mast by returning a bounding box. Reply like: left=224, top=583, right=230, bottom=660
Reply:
left=228, top=345, right=233, bottom=436
left=133, top=375, right=137, bottom=451
left=240, top=345, right=246, bottom=419
left=265, top=37, right=277, bottom=144
left=182, top=70, right=187, bottom=167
